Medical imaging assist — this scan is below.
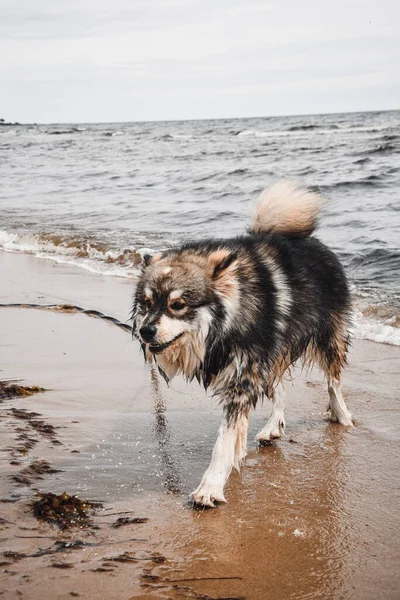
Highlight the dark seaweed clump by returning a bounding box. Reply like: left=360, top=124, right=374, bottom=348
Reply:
left=32, top=492, right=102, bottom=530
left=112, top=516, right=149, bottom=528
left=12, top=460, right=60, bottom=486
left=0, top=380, right=45, bottom=400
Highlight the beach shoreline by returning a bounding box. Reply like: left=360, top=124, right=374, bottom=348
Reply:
left=1, top=250, right=399, bottom=599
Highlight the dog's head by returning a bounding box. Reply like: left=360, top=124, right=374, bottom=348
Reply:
left=133, top=248, right=238, bottom=357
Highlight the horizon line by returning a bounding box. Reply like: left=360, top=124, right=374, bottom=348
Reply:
left=2, top=107, right=399, bottom=126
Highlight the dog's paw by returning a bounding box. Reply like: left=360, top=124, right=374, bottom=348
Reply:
left=191, top=484, right=226, bottom=508
left=256, top=420, right=285, bottom=445
left=328, top=407, right=353, bottom=427
left=330, top=413, right=354, bottom=427
left=256, top=435, right=278, bottom=446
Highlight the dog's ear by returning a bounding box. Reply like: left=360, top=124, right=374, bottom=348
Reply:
left=207, top=249, right=238, bottom=279
left=142, top=252, right=162, bottom=268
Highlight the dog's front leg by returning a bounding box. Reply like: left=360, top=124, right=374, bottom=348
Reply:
left=256, top=382, right=286, bottom=444
left=192, top=412, right=248, bottom=508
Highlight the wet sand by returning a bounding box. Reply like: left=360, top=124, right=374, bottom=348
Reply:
left=1, top=251, right=400, bottom=600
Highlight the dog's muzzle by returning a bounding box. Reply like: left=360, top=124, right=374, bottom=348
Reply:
left=148, top=333, right=184, bottom=354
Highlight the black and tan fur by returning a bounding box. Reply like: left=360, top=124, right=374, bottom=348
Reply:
left=132, top=181, right=353, bottom=507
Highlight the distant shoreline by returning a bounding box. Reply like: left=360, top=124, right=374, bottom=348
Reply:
left=0, top=118, right=21, bottom=126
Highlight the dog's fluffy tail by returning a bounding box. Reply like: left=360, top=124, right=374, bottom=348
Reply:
left=250, top=181, right=323, bottom=237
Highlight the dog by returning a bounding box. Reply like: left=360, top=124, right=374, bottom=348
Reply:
left=132, top=181, right=353, bottom=507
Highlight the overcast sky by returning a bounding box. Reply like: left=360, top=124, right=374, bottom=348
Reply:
left=1, top=0, right=399, bottom=123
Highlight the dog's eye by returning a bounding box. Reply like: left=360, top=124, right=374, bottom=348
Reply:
left=170, top=301, right=186, bottom=311
left=143, top=299, right=152, bottom=310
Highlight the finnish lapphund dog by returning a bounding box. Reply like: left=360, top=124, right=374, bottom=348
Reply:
left=132, top=182, right=353, bottom=507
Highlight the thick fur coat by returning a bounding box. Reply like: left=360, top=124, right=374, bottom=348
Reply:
left=132, top=182, right=353, bottom=507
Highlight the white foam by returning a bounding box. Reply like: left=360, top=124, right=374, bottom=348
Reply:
left=35, top=252, right=134, bottom=278
left=172, top=134, right=194, bottom=139
left=0, top=230, right=38, bottom=253
left=237, top=129, right=331, bottom=138
left=352, top=309, right=400, bottom=346
left=237, top=130, right=255, bottom=137
left=236, top=125, right=389, bottom=139
left=0, top=229, right=141, bottom=279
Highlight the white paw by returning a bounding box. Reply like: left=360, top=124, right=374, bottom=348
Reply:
left=330, top=413, right=353, bottom=427
left=328, top=407, right=353, bottom=427
left=191, top=483, right=227, bottom=508
left=256, top=419, right=285, bottom=444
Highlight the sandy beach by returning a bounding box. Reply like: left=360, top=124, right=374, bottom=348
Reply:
left=1, top=250, right=399, bottom=600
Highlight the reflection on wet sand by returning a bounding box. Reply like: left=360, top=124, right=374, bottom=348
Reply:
left=159, top=424, right=350, bottom=600
left=140, top=346, right=400, bottom=600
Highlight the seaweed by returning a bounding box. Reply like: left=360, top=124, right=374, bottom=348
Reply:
left=6, top=407, right=60, bottom=459
left=3, top=551, right=27, bottom=560
left=105, top=551, right=138, bottom=563
left=11, top=408, right=57, bottom=437
left=0, top=381, right=45, bottom=400
left=31, top=492, right=102, bottom=530
left=50, top=562, right=74, bottom=569
left=112, top=516, right=149, bottom=528
left=105, top=551, right=166, bottom=564
left=12, top=460, right=60, bottom=486
left=140, top=573, right=160, bottom=583
left=11, top=408, right=41, bottom=419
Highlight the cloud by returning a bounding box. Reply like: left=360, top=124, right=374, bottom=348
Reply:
left=1, top=0, right=399, bottom=121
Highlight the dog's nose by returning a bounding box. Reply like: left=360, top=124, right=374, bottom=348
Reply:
left=139, top=324, right=157, bottom=343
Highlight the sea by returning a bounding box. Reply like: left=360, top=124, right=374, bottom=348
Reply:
left=1, top=110, right=399, bottom=345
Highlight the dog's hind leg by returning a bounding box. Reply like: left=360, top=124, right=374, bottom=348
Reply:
left=326, top=377, right=352, bottom=426
left=256, top=383, right=286, bottom=444
left=319, top=321, right=353, bottom=427
left=192, top=411, right=249, bottom=508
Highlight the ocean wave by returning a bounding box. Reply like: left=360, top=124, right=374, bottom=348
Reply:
left=237, top=129, right=294, bottom=138
left=0, top=230, right=145, bottom=278
left=172, top=134, right=194, bottom=139
left=158, top=133, right=194, bottom=141
left=193, top=172, right=220, bottom=183
left=381, top=134, right=400, bottom=142
left=228, top=168, right=249, bottom=175
left=319, top=174, right=386, bottom=191
left=351, top=282, right=399, bottom=345
left=352, top=309, right=400, bottom=346
left=47, top=127, right=83, bottom=135
left=287, top=124, right=339, bottom=131
left=348, top=248, right=400, bottom=284
left=360, top=143, right=398, bottom=156
left=103, top=130, right=124, bottom=137
left=353, top=157, right=371, bottom=165
left=235, top=124, right=392, bottom=139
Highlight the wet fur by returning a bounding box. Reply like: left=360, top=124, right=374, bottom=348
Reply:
left=132, top=182, right=353, bottom=507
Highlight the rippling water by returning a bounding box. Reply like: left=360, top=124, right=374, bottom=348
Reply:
left=1, top=110, right=399, bottom=344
